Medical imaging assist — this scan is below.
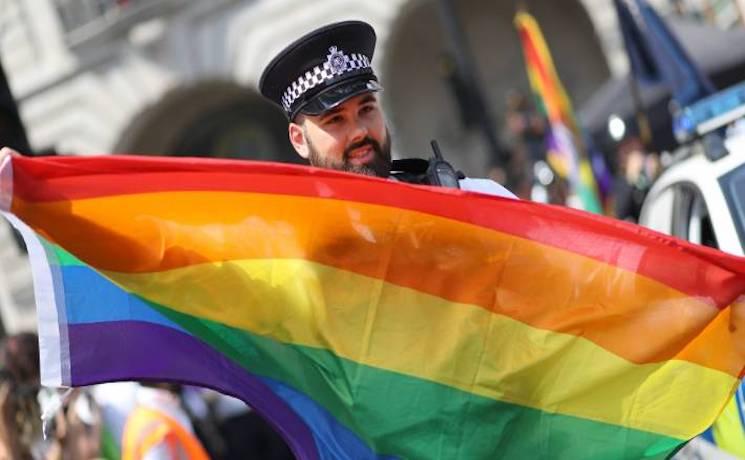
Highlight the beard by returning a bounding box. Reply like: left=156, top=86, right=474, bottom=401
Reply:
left=306, top=128, right=392, bottom=178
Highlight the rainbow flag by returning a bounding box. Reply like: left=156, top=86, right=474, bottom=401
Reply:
left=515, top=11, right=603, bottom=214
left=2, top=154, right=745, bottom=459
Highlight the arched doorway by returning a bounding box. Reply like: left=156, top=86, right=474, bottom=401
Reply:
left=113, top=81, right=299, bottom=163
left=110, top=79, right=298, bottom=459
left=381, top=0, right=610, bottom=176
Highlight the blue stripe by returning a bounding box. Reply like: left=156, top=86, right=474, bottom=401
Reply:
left=259, top=376, right=396, bottom=460
left=56, top=266, right=393, bottom=458
left=736, top=383, right=745, bottom=429
left=700, top=428, right=715, bottom=444
left=58, top=265, right=185, bottom=332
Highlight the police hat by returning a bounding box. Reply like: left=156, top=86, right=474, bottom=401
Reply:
left=259, top=21, right=382, bottom=120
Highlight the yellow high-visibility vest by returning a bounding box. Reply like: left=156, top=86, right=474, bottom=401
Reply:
left=122, top=406, right=209, bottom=460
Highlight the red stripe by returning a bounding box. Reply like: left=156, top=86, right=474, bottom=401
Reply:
left=518, top=23, right=578, bottom=133
left=518, top=27, right=559, bottom=120
left=10, top=154, right=745, bottom=307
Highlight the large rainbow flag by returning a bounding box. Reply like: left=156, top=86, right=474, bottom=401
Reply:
left=514, top=11, right=603, bottom=214
left=2, top=154, right=745, bottom=459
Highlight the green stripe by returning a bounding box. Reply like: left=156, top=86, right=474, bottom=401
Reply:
left=148, top=300, right=682, bottom=459
left=577, top=160, right=603, bottom=214
left=46, top=241, right=85, bottom=266
left=577, top=180, right=602, bottom=214
left=50, top=242, right=684, bottom=458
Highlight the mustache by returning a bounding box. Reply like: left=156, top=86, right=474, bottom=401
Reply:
left=343, top=137, right=380, bottom=159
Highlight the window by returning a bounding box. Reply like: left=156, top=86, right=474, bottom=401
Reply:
left=671, top=184, right=718, bottom=249
left=641, top=187, right=675, bottom=234
left=719, top=163, right=745, bottom=251
left=54, top=0, right=138, bottom=34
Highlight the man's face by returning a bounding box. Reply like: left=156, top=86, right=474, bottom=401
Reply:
left=289, top=93, right=392, bottom=178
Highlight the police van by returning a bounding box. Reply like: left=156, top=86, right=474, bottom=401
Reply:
left=639, top=83, right=745, bottom=458
left=639, top=81, right=745, bottom=257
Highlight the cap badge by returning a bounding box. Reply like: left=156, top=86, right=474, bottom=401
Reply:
left=326, top=46, right=350, bottom=75
left=280, top=47, right=373, bottom=114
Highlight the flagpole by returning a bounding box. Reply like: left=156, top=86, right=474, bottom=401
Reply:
left=435, top=0, right=508, bottom=167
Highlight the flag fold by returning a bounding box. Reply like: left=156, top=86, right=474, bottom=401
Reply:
left=2, top=154, right=745, bottom=459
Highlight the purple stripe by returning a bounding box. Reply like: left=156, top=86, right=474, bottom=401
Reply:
left=68, top=321, right=319, bottom=460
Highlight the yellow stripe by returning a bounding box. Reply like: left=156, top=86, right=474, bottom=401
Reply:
left=516, top=12, right=580, bottom=133
left=20, top=191, right=745, bottom=376
left=712, top=395, right=745, bottom=457
left=104, top=259, right=738, bottom=439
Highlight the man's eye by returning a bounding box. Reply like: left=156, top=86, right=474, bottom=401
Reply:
left=326, top=115, right=343, bottom=124
left=360, top=105, right=375, bottom=114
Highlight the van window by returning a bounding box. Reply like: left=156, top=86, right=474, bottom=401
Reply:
left=720, top=163, right=745, bottom=251
left=672, top=184, right=718, bottom=249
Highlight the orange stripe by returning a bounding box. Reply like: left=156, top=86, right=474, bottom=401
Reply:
left=526, top=17, right=576, bottom=129
left=518, top=19, right=561, bottom=120
left=13, top=192, right=745, bottom=375
left=13, top=155, right=745, bottom=307
left=520, top=29, right=561, bottom=122
left=516, top=14, right=580, bottom=134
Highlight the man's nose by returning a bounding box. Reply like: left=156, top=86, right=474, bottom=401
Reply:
left=349, top=119, right=369, bottom=143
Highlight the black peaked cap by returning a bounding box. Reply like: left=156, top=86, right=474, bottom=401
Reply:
left=259, top=21, right=380, bottom=120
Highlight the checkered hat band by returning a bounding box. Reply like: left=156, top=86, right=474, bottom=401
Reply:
left=281, top=53, right=371, bottom=111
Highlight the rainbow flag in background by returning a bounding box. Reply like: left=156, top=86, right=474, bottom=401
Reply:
left=515, top=11, right=603, bottom=214
left=2, top=154, right=745, bottom=459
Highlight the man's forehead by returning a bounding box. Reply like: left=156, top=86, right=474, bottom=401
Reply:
left=293, top=92, right=379, bottom=126
left=320, top=92, right=378, bottom=116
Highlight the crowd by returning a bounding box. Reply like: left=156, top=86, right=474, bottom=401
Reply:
left=492, top=89, right=661, bottom=223
left=0, top=333, right=294, bottom=460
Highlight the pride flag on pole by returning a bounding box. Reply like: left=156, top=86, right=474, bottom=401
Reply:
left=514, top=11, right=603, bottom=214
left=2, top=154, right=745, bottom=459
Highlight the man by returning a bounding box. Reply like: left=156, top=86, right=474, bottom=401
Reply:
left=259, top=20, right=514, bottom=197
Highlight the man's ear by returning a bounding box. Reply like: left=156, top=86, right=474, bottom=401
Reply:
left=288, top=122, right=309, bottom=159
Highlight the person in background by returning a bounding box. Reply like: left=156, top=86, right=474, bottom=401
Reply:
left=178, top=386, right=294, bottom=460
left=0, top=332, right=101, bottom=460
left=612, top=137, right=658, bottom=223
left=0, top=332, right=40, bottom=459
left=500, top=89, right=548, bottom=199
left=121, top=382, right=209, bottom=460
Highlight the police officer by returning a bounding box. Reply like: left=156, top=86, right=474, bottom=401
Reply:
left=259, top=20, right=514, bottom=197
left=260, top=21, right=389, bottom=178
